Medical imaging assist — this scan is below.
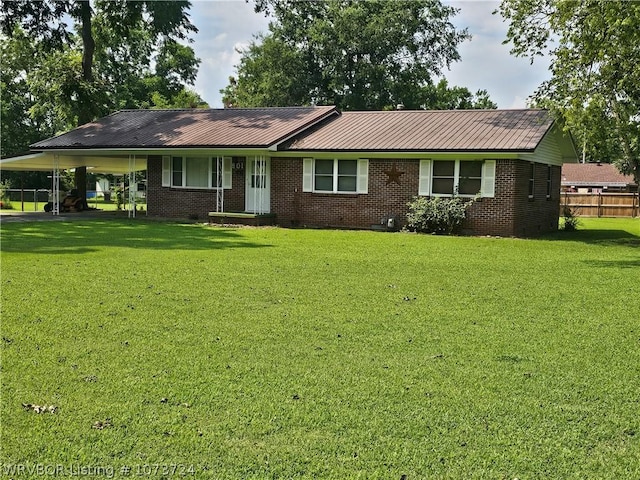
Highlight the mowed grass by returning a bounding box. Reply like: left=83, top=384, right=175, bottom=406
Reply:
left=1, top=218, right=639, bottom=478
left=0, top=198, right=132, bottom=213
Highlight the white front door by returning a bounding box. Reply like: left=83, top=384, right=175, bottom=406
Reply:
left=245, top=156, right=270, bottom=214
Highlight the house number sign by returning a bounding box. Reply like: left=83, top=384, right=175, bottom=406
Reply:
left=233, top=159, right=244, bottom=171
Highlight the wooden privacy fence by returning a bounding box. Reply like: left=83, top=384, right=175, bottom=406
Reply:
left=561, top=192, right=639, bottom=217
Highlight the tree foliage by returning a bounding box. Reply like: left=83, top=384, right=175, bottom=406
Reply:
left=499, top=0, right=640, bottom=184
left=0, top=28, right=64, bottom=157
left=1, top=1, right=203, bottom=131
left=419, top=79, right=497, bottom=110
left=1, top=1, right=205, bottom=191
left=222, top=0, right=492, bottom=111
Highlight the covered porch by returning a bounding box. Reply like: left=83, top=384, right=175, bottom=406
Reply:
left=1, top=151, right=147, bottom=217
left=2, top=150, right=277, bottom=221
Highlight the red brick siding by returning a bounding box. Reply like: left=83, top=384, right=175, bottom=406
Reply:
left=463, top=160, right=561, bottom=236
left=271, top=158, right=418, bottom=228
left=512, top=162, right=561, bottom=236
left=463, top=160, right=516, bottom=237
left=147, top=155, right=245, bottom=220
left=147, top=155, right=561, bottom=236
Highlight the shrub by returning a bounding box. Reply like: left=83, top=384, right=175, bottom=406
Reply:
left=561, top=205, right=580, bottom=231
left=114, top=186, right=124, bottom=210
left=0, top=180, right=13, bottom=210
left=406, top=196, right=474, bottom=235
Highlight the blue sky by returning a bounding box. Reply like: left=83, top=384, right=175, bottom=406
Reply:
left=188, top=0, right=551, bottom=109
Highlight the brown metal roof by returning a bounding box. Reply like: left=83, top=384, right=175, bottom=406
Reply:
left=30, top=106, right=558, bottom=154
left=284, top=109, right=554, bottom=152
left=562, top=163, right=636, bottom=187
left=31, top=106, right=338, bottom=150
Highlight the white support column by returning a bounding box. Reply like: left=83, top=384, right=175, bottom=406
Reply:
left=144, top=166, right=148, bottom=216
left=252, top=155, right=263, bottom=215
left=128, top=154, right=136, bottom=218
left=216, top=156, right=224, bottom=212
left=52, top=155, right=60, bottom=215
left=258, top=155, right=265, bottom=215
left=253, top=156, right=258, bottom=215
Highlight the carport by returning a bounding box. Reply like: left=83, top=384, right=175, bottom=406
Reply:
left=0, top=151, right=147, bottom=217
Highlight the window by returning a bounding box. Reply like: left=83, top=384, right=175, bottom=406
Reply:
left=212, top=160, right=223, bottom=188
left=546, top=165, right=552, bottom=199
left=432, top=161, right=455, bottom=195
left=303, top=158, right=368, bottom=194
left=528, top=163, right=535, bottom=198
left=458, top=161, right=483, bottom=196
left=337, top=160, right=357, bottom=192
left=421, top=160, right=486, bottom=197
left=172, top=157, right=183, bottom=187
left=314, top=159, right=335, bottom=191
left=314, top=159, right=357, bottom=192
left=162, top=156, right=232, bottom=189
left=249, top=159, right=268, bottom=189
left=185, top=157, right=208, bottom=188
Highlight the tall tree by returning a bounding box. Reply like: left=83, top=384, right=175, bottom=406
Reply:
left=499, top=0, right=640, bottom=186
left=0, top=26, right=77, bottom=191
left=419, top=79, right=497, bottom=110
left=1, top=1, right=201, bottom=198
left=222, top=0, right=472, bottom=111
left=0, top=27, right=64, bottom=158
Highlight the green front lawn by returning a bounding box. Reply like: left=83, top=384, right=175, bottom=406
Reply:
left=0, top=198, right=137, bottom=212
left=1, top=218, right=639, bottom=478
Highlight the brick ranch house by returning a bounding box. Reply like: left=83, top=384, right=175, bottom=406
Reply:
left=5, top=106, right=578, bottom=236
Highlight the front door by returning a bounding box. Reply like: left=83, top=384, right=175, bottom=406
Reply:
left=245, top=156, right=270, bottom=214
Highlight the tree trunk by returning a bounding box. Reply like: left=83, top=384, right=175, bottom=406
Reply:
left=79, top=0, right=94, bottom=122
left=75, top=0, right=96, bottom=205
left=74, top=167, right=87, bottom=208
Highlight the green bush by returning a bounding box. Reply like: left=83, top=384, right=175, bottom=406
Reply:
left=114, top=186, right=124, bottom=210
left=561, top=205, right=580, bottom=231
left=406, top=196, right=474, bottom=235
left=0, top=180, right=13, bottom=209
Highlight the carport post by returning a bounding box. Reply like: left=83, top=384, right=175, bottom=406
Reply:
left=216, top=156, right=224, bottom=212
left=128, top=154, right=136, bottom=218
left=52, top=155, right=60, bottom=215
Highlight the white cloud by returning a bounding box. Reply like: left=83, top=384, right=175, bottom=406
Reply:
left=190, top=1, right=270, bottom=107
left=188, top=0, right=551, bottom=109
left=443, top=0, right=551, bottom=108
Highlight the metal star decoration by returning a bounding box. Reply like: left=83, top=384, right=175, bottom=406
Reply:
left=383, top=163, right=405, bottom=185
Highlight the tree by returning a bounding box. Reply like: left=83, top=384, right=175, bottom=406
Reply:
left=418, top=79, right=497, bottom=110
left=221, top=35, right=308, bottom=108
left=0, top=27, right=64, bottom=158
left=498, top=0, right=640, bottom=186
left=0, top=27, right=73, bottom=190
left=1, top=1, right=202, bottom=198
left=222, top=0, right=474, bottom=111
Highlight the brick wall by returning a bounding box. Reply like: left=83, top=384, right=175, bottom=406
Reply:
left=271, top=157, right=418, bottom=229
left=147, top=155, right=245, bottom=221
left=513, top=161, right=561, bottom=236
left=147, top=155, right=561, bottom=236
left=463, top=160, right=516, bottom=237
left=463, top=160, right=561, bottom=236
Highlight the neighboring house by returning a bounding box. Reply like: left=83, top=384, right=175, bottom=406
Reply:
left=2, top=106, right=578, bottom=236
left=561, top=162, right=637, bottom=193
left=96, top=178, right=110, bottom=197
